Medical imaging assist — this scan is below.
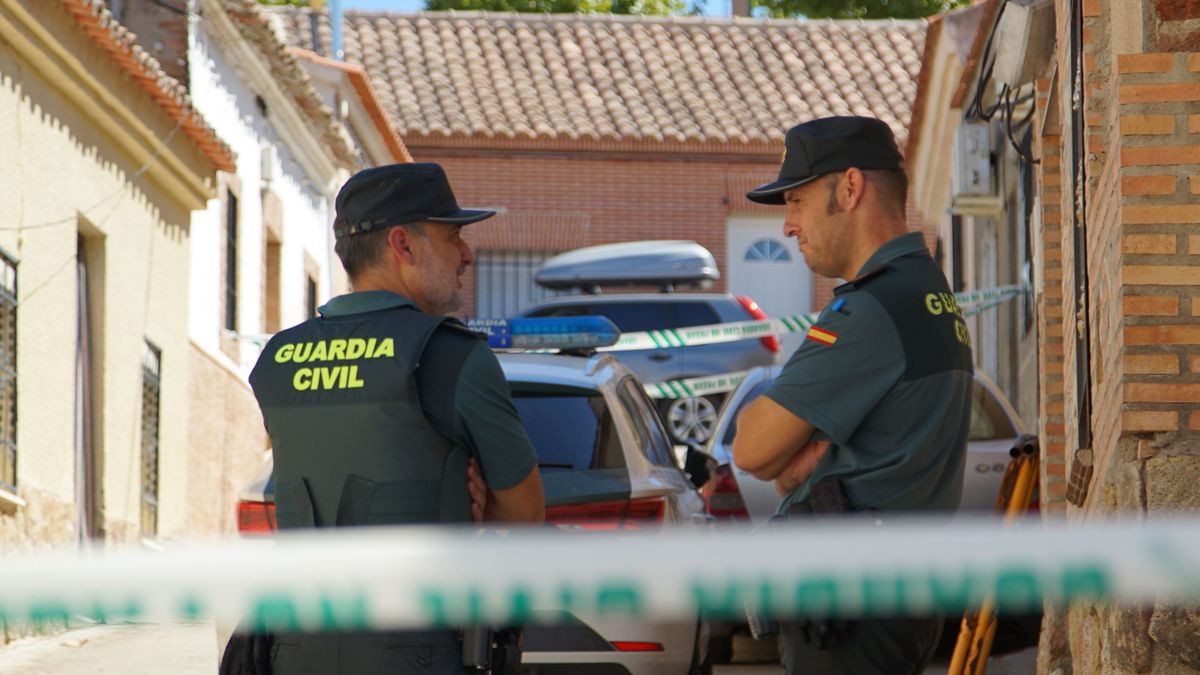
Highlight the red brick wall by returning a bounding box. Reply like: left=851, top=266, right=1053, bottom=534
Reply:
left=115, top=0, right=189, bottom=85
left=417, top=149, right=931, bottom=317
left=1034, top=76, right=1068, bottom=517
left=1116, top=52, right=1200, bottom=433
left=412, top=151, right=784, bottom=316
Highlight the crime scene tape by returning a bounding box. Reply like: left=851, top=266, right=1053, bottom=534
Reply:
left=645, top=370, right=750, bottom=400
left=607, top=285, right=1028, bottom=353
left=0, top=519, right=1197, bottom=632
left=642, top=285, right=1030, bottom=398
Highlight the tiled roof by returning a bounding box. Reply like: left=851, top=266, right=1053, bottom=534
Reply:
left=214, top=0, right=358, bottom=169
left=60, top=0, right=235, bottom=172
left=289, top=48, right=414, bottom=163
left=267, top=9, right=926, bottom=152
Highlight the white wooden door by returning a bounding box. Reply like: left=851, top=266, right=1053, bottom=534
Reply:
left=726, top=216, right=812, bottom=359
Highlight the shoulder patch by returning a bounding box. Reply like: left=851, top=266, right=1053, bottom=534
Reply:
left=806, top=325, right=839, bottom=346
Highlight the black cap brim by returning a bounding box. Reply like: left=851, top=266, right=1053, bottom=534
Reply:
left=427, top=208, right=496, bottom=225
left=745, top=174, right=822, bottom=205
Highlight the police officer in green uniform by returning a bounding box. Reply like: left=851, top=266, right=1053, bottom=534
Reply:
left=249, top=162, right=545, bottom=674
left=733, top=117, right=973, bottom=674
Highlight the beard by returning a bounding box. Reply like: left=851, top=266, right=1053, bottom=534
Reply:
left=418, top=251, right=465, bottom=315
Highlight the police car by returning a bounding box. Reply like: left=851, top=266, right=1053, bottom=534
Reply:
left=236, top=317, right=716, bottom=675
left=703, top=366, right=1030, bottom=525
left=519, top=241, right=779, bottom=446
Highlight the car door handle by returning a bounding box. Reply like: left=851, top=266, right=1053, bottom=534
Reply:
left=649, top=352, right=672, bottom=362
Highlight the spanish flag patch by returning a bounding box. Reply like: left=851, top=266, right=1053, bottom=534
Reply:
left=806, top=326, right=839, bottom=346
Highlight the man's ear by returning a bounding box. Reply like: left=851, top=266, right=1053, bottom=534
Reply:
left=842, top=168, right=866, bottom=211
left=386, top=226, right=416, bottom=265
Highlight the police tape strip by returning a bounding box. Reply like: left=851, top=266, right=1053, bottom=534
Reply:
left=1, top=519, right=1198, bottom=631
left=605, top=285, right=1029, bottom=353
left=645, top=370, right=750, bottom=400
left=640, top=285, right=1030, bottom=398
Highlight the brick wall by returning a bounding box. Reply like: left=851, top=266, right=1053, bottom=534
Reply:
left=1036, top=0, right=1200, bottom=670
left=1117, top=52, right=1200, bottom=434
left=1034, top=76, right=1068, bottom=517
left=116, top=0, right=189, bottom=85
left=411, top=151, right=781, bottom=315
left=414, top=148, right=932, bottom=317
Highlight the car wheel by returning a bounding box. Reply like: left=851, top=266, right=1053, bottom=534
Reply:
left=662, top=395, right=719, bottom=444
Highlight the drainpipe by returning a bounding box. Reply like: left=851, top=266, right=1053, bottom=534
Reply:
left=1069, top=0, right=1092, bottom=450
left=331, top=0, right=343, bottom=61
left=310, top=0, right=342, bottom=61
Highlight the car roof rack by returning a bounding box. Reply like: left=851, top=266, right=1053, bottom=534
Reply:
left=535, top=240, right=719, bottom=293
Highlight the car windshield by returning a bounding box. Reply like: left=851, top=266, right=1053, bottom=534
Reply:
left=721, top=379, right=1017, bottom=445
left=721, top=380, right=773, bottom=445
left=532, top=301, right=719, bottom=332
left=511, top=392, right=626, bottom=471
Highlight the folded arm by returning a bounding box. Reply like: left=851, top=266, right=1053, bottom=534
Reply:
left=732, top=394, right=818, bottom=480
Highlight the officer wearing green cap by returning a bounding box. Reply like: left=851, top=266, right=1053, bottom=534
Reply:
left=248, top=162, right=544, bottom=674
left=733, top=117, right=973, bottom=674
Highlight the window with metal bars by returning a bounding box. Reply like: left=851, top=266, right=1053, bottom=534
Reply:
left=224, top=192, right=239, bottom=332
left=140, top=342, right=161, bottom=537
left=474, top=250, right=562, bottom=318
left=306, top=275, right=318, bottom=320
left=0, top=255, right=15, bottom=494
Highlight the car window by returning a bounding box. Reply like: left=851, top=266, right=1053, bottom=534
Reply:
left=617, top=379, right=677, bottom=467
left=530, top=301, right=719, bottom=332
left=722, top=380, right=773, bottom=445
left=512, top=393, right=625, bottom=471
left=968, top=380, right=1017, bottom=441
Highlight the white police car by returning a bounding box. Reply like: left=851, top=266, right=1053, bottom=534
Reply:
left=701, top=366, right=1030, bottom=526
left=236, top=317, right=716, bottom=675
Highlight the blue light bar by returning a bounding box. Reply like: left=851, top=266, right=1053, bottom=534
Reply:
left=467, top=316, right=620, bottom=350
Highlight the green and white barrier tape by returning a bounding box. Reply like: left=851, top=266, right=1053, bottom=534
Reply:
left=640, top=285, right=1029, bottom=398
left=607, top=285, right=1028, bottom=353
left=0, top=519, right=1197, bottom=631
left=645, top=370, right=750, bottom=400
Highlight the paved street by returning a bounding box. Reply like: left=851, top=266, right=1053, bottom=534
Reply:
left=0, top=620, right=218, bottom=675
left=0, top=620, right=1034, bottom=674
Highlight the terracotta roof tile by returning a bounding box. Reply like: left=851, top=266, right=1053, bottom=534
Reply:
left=59, top=0, right=235, bottom=172
left=267, top=9, right=926, bottom=152
left=215, top=0, right=358, bottom=168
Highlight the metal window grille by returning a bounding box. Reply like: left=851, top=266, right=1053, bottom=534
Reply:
left=140, top=342, right=161, bottom=537
left=0, top=256, right=15, bottom=493
left=224, top=193, right=239, bottom=332
left=306, top=275, right=318, bottom=319
left=474, top=250, right=563, bottom=318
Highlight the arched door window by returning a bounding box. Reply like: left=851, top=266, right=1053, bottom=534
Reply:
left=744, top=238, right=791, bottom=263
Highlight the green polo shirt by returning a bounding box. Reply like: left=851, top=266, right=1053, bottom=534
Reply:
left=319, top=291, right=537, bottom=491
left=765, top=232, right=974, bottom=513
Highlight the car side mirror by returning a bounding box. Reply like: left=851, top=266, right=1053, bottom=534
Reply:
left=683, top=443, right=718, bottom=490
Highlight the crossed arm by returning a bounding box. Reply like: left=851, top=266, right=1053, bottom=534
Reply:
left=468, top=460, right=544, bottom=524
left=732, top=394, right=830, bottom=493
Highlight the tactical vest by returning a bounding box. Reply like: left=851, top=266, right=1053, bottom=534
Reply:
left=249, top=305, right=474, bottom=529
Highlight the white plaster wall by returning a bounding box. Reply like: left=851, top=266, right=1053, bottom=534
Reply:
left=188, top=27, right=334, bottom=372
left=0, top=21, right=199, bottom=544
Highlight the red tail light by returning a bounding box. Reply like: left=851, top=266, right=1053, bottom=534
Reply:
left=702, top=464, right=750, bottom=520
left=237, top=500, right=277, bottom=535
left=735, top=295, right=780, bottom=353
left=545, top=497, right=666, bottom=531
left=611, top=641, right=664, bottom=652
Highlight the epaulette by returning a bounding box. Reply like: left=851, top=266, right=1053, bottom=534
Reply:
left=833, top=264, right=891, bottom=295
left=441, top=317, right=487, bottom=341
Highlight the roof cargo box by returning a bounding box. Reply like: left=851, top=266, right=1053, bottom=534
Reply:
left=535, top=240, right=719, bottom=292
